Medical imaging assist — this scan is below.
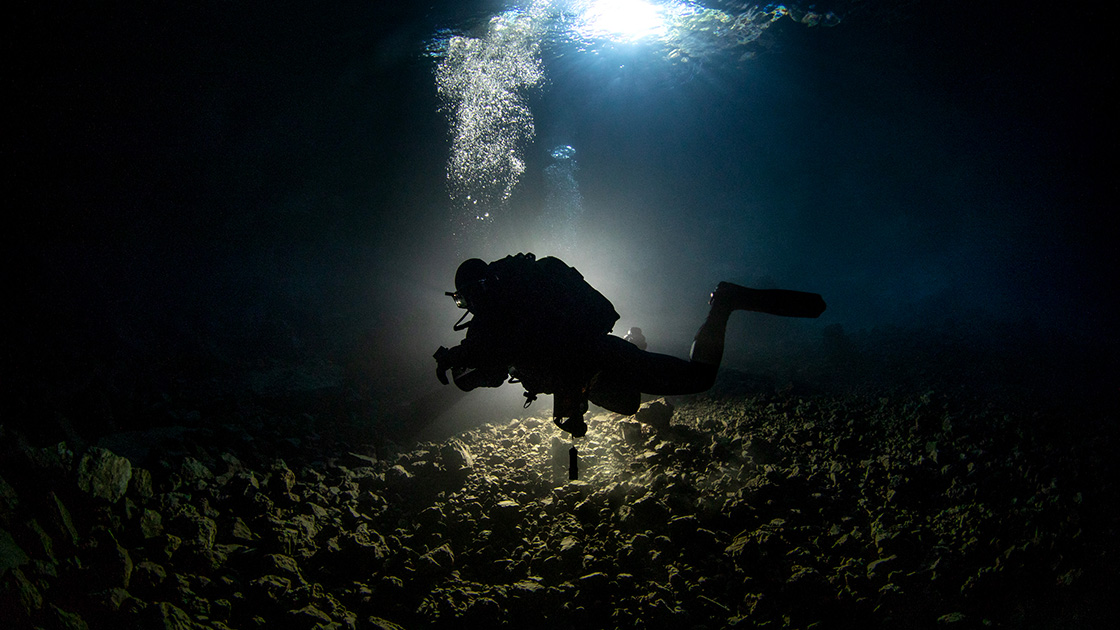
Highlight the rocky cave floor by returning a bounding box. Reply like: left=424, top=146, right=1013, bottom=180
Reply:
left=2, top=329, right=1118, bottom=629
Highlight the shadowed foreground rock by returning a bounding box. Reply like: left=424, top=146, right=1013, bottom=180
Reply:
left=1, top=367, right=1117, bottom=628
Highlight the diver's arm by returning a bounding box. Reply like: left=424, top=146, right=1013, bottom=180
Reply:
left=433, top=333, right=511, bottom=390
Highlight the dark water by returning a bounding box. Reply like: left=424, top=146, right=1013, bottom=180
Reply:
left=6, top=0, right=1116, bottom=448
left=3, top=2, right=1118, bottom=627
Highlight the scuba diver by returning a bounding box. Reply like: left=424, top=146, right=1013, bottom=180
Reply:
left=434, top=253, right=826, bottom=438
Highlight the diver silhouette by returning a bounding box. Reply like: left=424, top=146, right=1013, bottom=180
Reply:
left=434, top=253, right=825, bottom=438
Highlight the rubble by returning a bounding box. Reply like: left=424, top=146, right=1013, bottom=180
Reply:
left=1, top=368, right=1115, bottom=627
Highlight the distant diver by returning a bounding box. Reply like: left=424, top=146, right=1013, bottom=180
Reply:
left=434, top=253, right=826, bottom=438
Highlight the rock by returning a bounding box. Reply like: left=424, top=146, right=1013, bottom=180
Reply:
left=159, top=534, right=181, bottom=562
left=492, top=500, right=521, bottom=526
left=248, top=574, right=294, bottom=606
left=262, top=553, right=305, bottom=584
left=24, top=520, right=56, bottom=563
left=48, top=603, right=89, bottom=630
left=620, top=420, right=644, bottom=445
left=667, top=515, right=700, bottom=544
left=635, top=400, right=674, bottom=431
left=26, top=442, right=76, bottom=479
left=0, top=527, right=30, bottom=574
left=89, top=587, right=133, bottom=613
left=267, top=462, right=298, bottom=503
left=288, top=603, right=333, bottom=625
left=622, top=494, right=667, bottom=527
left=368, top=616, right=407, bottom=630
left=559, top=536, right=580, bottom=557
left=139, top=509, right=164, bottom=539
left=131, top=561, right=167, bottom=597
left=227, top=471, right=262, bottom=499
left=179, top=458, right=214, bottom=488
left=227, top=517, right=254, bottom=542
left=386, top=465, right=413, bottom=483
left=169, top=507, right=216, bottom=551
left=420, top=543, right=455, bottom=573
left=86, top=527, right=133, bottom=590
left=0, top=474, right=18, bottom=520
left=578, top=571, right=610, bottom=593
left=5, top=567, right=42, bottom=615
left=441, top=439, right=474, bottom=471
left=464, top=596, right=502, bottom=624
left=327, top=527, right=390, bottom=576
left=144, top=601, right=194, bottom=630
left=340, top=451, right=378, bottom=468
left=210, top=598, right=232, bottom=622
left=76, top=447, right=132, bottom=503
left=46, top=490, right=80, bottom=549
left=866, top=554, right=898, bottom=578
left=417, top=505, right=445, bottom=527
left=508, top=578, right=545, bottom=597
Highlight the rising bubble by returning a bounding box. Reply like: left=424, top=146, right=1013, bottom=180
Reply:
left=435, top=6, right=549, bottom=243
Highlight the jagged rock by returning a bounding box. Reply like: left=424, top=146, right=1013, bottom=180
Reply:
left=440, top=439, right=474, bottom=471
left=248, top=574, right=294, bottom=606
left=330, top=526, right=391, bottom=573
left=226, top=517, right=254, bottom=542
left=417, top=505, right=445, bottom=527
left=4, top=567, right=42, bottom=616
left=667, top=515, right=700, bottom=544
left=289, top=603, right=333, bottom=624
left=179, top=458, right=214, bottom=488
left=620, top=420, right=644, bottom=445
left=462, top=596, right=502, bottom=625
left=266, top=462, right=298, bottom=504
left=139, top=508, right=164, bottom=539
left=368, top=616, right=406, bottom=630
left=0, top=474, right=19, bottom=520
left=169, top=507, right=216, bottom=551
left=340, top=451, right=378, bottom=469
left=190, top=544, right=233, bottom=573
left=622, top=494, right=667, bottom=527
left=76, top=447, right=132, bottom=503
left=26, top=442, right=76, bottom=480
left=144, top=601, right=194, bottom=630
left=48, top=603, right=89, bottom=630
left=419, top=543, right=455, bottom=574
left=131, top=560, right=167, bottom=597
left=228, top=471, right=262, bottom=499
left=492, top=500, right=521, bottom=526
left=386, top=465, right=413, bottom=485
left=263, top=553, right=305, bottom=585
left=23, top=520, right=56, bottom=563
left=158, top=534, right=182, bottom=562
left=0, top=527, right=29, bottom=574
left=578, top=571, right=610, bottom=592
left=86, top=527, right=133, bottom=590
left=635, top=400, right=674, bottom=431
left=210, top=598, right=232, bottom=622
left=89, top=587, right=133, bottom=613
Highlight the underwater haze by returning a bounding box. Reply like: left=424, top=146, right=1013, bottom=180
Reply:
left=10, top=1, right=1117, bottom=430
left=3, top=0, right=1118, bottom=626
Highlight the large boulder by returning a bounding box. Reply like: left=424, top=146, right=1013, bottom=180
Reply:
left=76, top=447, right=132, bottom=503
left=635, top=400, right=674, bottom=431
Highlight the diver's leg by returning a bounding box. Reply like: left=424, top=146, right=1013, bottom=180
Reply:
left=688, top=282, right=828, bottom=384
left=689, top=295, right=734, bottom=367
left=691, top=283, right=826, bottom=366
left=594, top=335, right=716, bottom=397
left=596, top=284, right=825, bottom=399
